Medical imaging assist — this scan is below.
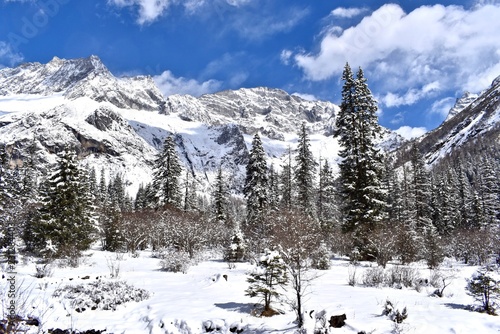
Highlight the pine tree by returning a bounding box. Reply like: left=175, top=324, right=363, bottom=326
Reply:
left=336, top=63, right=386, bottom=258
left=243, top=134, right=270, bottom=253
left=294, top=123, right=317, bottom=217
left=152, top=135, right=183, bottom=208
left=212, top=165, right=229, bottom=225
left=268, top=164, right=280, bottom=212
left=317, top=159, right=337, bottom=227
left=34, top=150, right=96, bottom=259
left=183, top=170, right=198, bottom=212
left=279, top=147, right=293, bottom=210
left=245, top=249, right=288, bottom=314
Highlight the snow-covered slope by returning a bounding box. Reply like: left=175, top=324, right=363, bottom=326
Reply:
left=0, top=56, right=401, bottom=195
left=0, top=56, right=166, bottom=112
left=418, top=75, right=500, bottom=165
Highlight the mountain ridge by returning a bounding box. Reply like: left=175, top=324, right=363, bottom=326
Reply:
left=4, top=55, right=497, bottom=195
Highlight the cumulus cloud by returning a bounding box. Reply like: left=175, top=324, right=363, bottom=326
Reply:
left=0, top=41, right=23, bottom=68
left=330, top=7, right=368, bottom=18
left=395, top=126, right=427, bottom=140
left=108, top=0, right=174, bottom=24
left=153, top=70, right=222, bottom=97
left=380, top=81, right=441, bottom=108
left=294, top=3, right=500, bottom=107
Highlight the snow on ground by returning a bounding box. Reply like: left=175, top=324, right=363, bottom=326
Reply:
left=2, top=248, right=499, bottom=334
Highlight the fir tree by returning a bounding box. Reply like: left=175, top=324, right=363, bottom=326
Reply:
left=245, top=249, right=288, bottom=314
left=212, top=165, right=229, bottom=225
left=152, top=135, right=183, bottom=208
left=243, top=134, right=270, bottom=253
left=34, top=150, right=96, bottom=259
left=294, top=123, right=317, bottom=217
left=336, top=63, right=386, bottom=258
left=279, top=147, right=293, bottom=210
left=183, top=170, right=198, bottom=212
left=317, top=158, right=336, bottom=226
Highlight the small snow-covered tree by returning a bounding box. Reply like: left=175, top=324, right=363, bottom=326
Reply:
left=224, top=229, right=246, bottom=263
left=245, top=249, right=288, bottom=315
left=466, top=266, right=500, bottom=315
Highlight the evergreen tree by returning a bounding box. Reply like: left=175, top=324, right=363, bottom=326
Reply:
left=336, top=63, right=386, bottom=258
left=245, top=249, right=288, bottom=314
left=152, top=135, right=183, bottom=208
left=268, top=164, right=280, bottom=212
left=243, top=134, right=270, bottom=253
left=212, top=165, right=229, bottom=225
left=294, top=123, right=317, bottom=217
left=279, top=147, right=293, bottom=210
left=183, top=170, right=198, bottom=212
left=317, top=159, right=336, bottom=226
left=34, top=150, right=96, bottom=259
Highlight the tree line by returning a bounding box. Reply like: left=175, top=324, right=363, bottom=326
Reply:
left=1, top=63, right=499, bottom=271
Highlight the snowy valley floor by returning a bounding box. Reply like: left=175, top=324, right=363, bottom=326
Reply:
left=2, top=248, right=500, bottom=334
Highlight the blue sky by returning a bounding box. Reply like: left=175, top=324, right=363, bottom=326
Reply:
left=1, top=0, right=500, bottom=138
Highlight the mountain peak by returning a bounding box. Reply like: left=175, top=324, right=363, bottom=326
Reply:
left=445, top=91, right=478, bottom=121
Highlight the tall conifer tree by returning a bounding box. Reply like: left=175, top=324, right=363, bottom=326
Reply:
left=336, top=63, right=386, bottom=258
left=294, top=123, right=317, bottom=217
left=152, top=135, right=183, bottom=208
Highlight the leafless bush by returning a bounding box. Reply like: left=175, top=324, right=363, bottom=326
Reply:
left=347, top=265, right=358, bottom=286
left=387, top=265, right=420, bottom=288
left=363, top=266, right=387, bottom=287
left=105, top=256, right=121, bottom=279
left=34, top=263, right=54, bottom=279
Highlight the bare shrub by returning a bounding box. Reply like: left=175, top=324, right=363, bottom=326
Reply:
left=347, top=265, right=358, bottom=286
left=429, top=268, right=457, bottom=297
left=368, top=224, right=397, bottom=268
left=362, top=266, right=387, bottom=287
left=387, top=265, right=419, bottom=288
left=105, top=256, right=121, bottom=279
left=269, top=209, right=322, bottom=328
left=34, top=263, right=54, bottom=279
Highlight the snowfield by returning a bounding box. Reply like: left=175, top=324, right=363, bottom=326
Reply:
left=2, top=248, right=499, bottom=334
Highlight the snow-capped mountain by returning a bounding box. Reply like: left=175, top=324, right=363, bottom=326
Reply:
left=0, top=55, right=166, bottom=112
left=0, top=56, right=401, bottom=195
left=445, top=91, right=479, bottom=122
left=417, top=75, right=500, bottom=165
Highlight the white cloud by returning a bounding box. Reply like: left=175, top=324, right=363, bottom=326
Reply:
left=380, top=81, right=441, bottom=107
left=0, top=41, right=23, bottom=68
left=280, top=50, right=292, bottom=65
left=108, top=0, right=175, bottom=24
left=228, top=6, right=309, bottom=41
left=153, top=70, right=222, bottom=97
left=294, top=3, right=500, bottom=106
left=395, top=126, right=427, bottom=140
left=330, top=7, right=368, bottom=18
left=431, top=97, right=456, bottom=118
left=292, top=92, right=317, bottom=101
